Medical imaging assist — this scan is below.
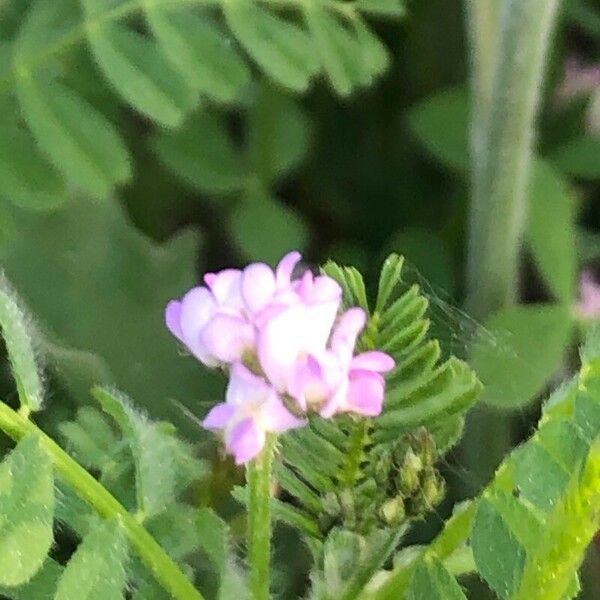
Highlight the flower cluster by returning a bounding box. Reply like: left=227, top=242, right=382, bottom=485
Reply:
left=165, top=251, right=395, bottom=464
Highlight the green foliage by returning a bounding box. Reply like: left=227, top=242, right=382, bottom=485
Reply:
left=0, top=272, right=44, bottom=412
left=0, top=0, right=403, bottom=208
left=93, top=386, right=178, bottom=518
left=231, top=183, right=309, bottom=263
left=470, top=343, right=600, bottom=599
left=548, top=135, right=600, bottom=180
left=55, top=519, right=128, bottom=600
left=471, top=304, right=572, bottom=408
left=407, top=87, right=469, bottom=171
left=0, top=435, right=54, bottom=587
left=0, top=198, right=221, bottom=422
left=527, top=160, right=576, bottom=303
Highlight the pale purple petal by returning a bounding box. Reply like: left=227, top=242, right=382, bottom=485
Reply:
left=351, top=351, right=395, bottom=373
left=288, top=355, right=326, bottom=408
left=306, top=275, right=342, bottom=304
left=330, top=308, right=367, bottom=363
left=276, top=251, right=302, bottom=287
left=261, top=394, right=306, bottom=432
left=200, top=313, right=254, bottom=363
left=242, top=263, right=277, bottom=313
left=165, top=300, right=184, bottom=341
left=258, top=304, right=336, bottom=391
left=205, top=269, right=243, bottom=306
left=257, top=304, right=307, bottom=390
left=202, top=403, right=236, bottom=429
left=346, top=370, right=385, bottom=417
left=226, top=363, right=270, bottom=406
left=226, top=417, right=265, bottom=464
left=179, top=287, right=218, bottom=365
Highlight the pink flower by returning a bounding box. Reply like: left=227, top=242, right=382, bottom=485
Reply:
left=166, top=250, right=395, bottom=464
left=165, top=251, right=340, bottom=367
left=203, top=363, right=304, bottom=464
left=259, top=306, right=395, bottom=417
left=578, top=271, right=600, bottom=319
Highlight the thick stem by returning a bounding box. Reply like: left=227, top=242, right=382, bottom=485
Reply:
left=462, top=0, right=561, bottom=490
left=247, top=434, right=277, bottom=600
left=0, top=402, right=204, bottom=600
left=465, top=0, right=561, bottom=318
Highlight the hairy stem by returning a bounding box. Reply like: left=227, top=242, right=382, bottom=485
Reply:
left=462, top=0, right=561, bottom=490
left=465, top=0, right=561, bottom=317
left=0, top=401, right=204, bottom=600
left=247, top=434, right=277, bottom=600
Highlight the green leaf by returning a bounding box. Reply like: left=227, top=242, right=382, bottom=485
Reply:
left=355, top=0, right=405, bottom=18
left=304, top=6, right=387, bottom=95
left=471, top=304, right=572, bottom=408
left=407, top=87, right=470, bottom=171
left=0, top=198, right=221, bottom=424
left=196, top=508, right=247, bottom=598
left=527, top=160, right=576, bottom=302
left=153, top=111, right=245, bottom=194
left=81, top=3, right=196, bottom=127
left=405, top=556, right=467, bottom=600
left=0, top=119, right=65, bottom=209
left=224, top=0, right=319, bottom=92
left=249, top=90, right=312, bottom=181
left=548, top=135, right=600, bottom=179
left=231, top=186, right=309, bottom=263
left=0, top=558, right=63, bottom=600
left=471, top=353, right=600, bottom=600
left=93, top=386, right=177, bottom=517
left=16, top=76, right=131, bottom=198
left=148, top=8, right=250, bottom=104
left=12, top=0, right=78, bottom=63
left=0, top=272, right=44, bottom=412
left=304, top=6, right=356, bottom=96
left=0, top=435, right=54, bottom=587
left=58, top=406, right=119, bottom=471
left=55, top=519, right=128, bottom=600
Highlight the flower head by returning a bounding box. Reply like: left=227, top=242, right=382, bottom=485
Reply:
left=166, top=251, right=395, bottom=464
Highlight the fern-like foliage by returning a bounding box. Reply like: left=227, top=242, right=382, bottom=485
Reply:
left=268, top=254, right=482, bottom=549
left=0, top=0, right=404, bottom=208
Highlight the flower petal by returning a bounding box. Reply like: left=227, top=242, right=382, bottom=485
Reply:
left=242, top=263, right=277, bottom=314
left=205, top=269, right=243, bottom=306
left=200, top=313, right=254, bottom=363
left=330, top=308, right=366, bottom=363
left=351, top=351, right=395, bottom=373
left=165, top=300, right=184, bottom=341
left=346, top=370, right=385, bottom=417
left=226, top=362, right=270, bottom=406
left=262, top=393, right=306, bottom=432
left=226, top=417, right=265, bottom=464
left=276, top=251, right=302, bottom=287
left=179, top=287, right=218, bottom=365
left=203, top=403, right=236, bottom=429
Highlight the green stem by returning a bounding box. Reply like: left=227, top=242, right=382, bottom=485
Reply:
left=0, top=401, right=204, bottom=600
left=247, top=434, right=277, bottom=600
left=465, top=0, right=561, bottom=318
left=462, top=0, right=562, bottom=491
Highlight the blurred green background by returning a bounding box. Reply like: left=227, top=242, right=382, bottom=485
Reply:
left=0, top=0, right=599, bottom=597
